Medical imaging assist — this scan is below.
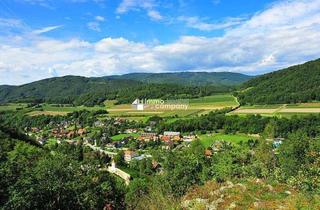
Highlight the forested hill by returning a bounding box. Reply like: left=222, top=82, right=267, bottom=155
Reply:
left=237, top=58, right=320, bottom=105
left=0, top=75, right=233, bottom=106
left=105, top=72, right=252, bottom=86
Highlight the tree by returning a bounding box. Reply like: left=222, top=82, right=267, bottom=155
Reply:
left=5, top=153, right=124, bottom=209
left=125, top=178, right=149, bottom=209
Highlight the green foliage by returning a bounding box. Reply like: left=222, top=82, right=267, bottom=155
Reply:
left=238, top=58, right=320, bottom=104
left=106, top=72, right=252, bottom=86
left=0, top=125, right=125, bottom=209
left=278, top=131, right=320, bottom=192
left=125, top=178, right=149, bottom=209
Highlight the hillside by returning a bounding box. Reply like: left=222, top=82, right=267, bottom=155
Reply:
left=181, top=180, right=319, bottom=209
left=0, top=76, right=142, bottom=106
left=0, top=75, right=233, bottom=106
left=237, top=58, right=320, bottom=105
left=105, top=72, right=252, bottom=86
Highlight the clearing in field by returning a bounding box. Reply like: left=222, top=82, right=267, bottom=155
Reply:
left=199, top=133, right=257, bottom=148
left=111, top=133, right=139, bottom=141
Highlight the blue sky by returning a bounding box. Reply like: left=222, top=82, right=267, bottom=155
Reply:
left=1, top=0, right=320, bottom=85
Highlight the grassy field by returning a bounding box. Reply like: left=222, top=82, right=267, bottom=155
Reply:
left=199, top=133, right=256, bottom=147
left=231, top=103, right=320, bottom=117
left=105, top=94, right=238, bottom=121
left=1, top=94, right=237, bottom=120
left=189, top=94, right=238, bottom=108
left=0, top=103, right=27, bottom=111
left=111, top=133, right=139, bottom=141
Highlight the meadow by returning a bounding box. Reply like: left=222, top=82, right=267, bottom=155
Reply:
left=0, top=103, right=27, bottom=111
left=199, top=133, right=257, bottom=148
left=111, top=133, right=139, bottom=141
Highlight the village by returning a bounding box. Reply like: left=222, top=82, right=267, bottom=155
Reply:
left=22, top=111, right=289, bottom=187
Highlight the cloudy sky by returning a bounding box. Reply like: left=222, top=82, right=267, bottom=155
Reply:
left=0, top=0, right=320, bottom=85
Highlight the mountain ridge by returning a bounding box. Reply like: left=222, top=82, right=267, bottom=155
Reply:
left=104, top=71, right=253, bottom=86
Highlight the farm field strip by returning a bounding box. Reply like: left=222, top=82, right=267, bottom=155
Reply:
left=28, top=111, right=68, bottom=116
left=232, top=103, right=320, bottom=116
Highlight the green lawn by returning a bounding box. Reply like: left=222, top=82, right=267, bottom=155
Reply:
left=199, top=133, right=256, bottom=147
left=111, top=133, right=139, bottom=141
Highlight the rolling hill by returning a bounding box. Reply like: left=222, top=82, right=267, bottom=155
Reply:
left=105, top=72, right=253, bottom=86
left=237, top=58, right=320, bottom=105
left=0, top=76, right=141, bottom=105
left=0, top=74, right=236, bottom=106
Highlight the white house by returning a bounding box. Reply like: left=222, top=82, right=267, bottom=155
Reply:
left=132, top=99, right=145, bottom=110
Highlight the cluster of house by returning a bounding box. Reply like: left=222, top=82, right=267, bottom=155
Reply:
left=137, top=131, right=197, bottom=143
left=51, top=128, right=87, bottom=139
left=123, top=150, right=152, bottom=162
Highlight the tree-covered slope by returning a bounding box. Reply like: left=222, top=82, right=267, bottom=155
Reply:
left=237, top=59, right=320, bottom=104
left=106, top=72, right=252, bottom=86
left=0, top=76, right=142, bottom=105
left=0, top=75, right=233, bottom=106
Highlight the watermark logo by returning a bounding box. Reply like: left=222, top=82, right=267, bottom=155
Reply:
left=132, top=98, right=189, bottom=110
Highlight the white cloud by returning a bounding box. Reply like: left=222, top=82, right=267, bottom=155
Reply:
left=1, top=0, right=320, bottom=85
left=116, top=0, right=163, bottom=21
left=32, top=25, right=63, bottom=34
left=0, top=18, right=24, bottom=28
left=178, top=16, right=245, bottom=31
left=95, top=16, right=105, bottom=22
left=87, top=22, right=101, bottom=32
left=87, top=16, right=105, bottom=32
left=147, top=10, right=163, bottom=21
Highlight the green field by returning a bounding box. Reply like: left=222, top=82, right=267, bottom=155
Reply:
left=199, top=133, right=257, bottom=148
left=41, top=104, right=107, bottom=112
left=240, top=104, right=282, bottom=109
left=231, top=102, right=320, bottom=117
left=0, top=103, right=27, bottom=111
left=189, top=94, right=238, bottom=108
left=106, top=94, right=238, bottom=121
left=111, top=133, right=139, bottom=141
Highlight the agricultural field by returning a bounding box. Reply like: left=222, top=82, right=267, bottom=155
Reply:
left=189, top=94, right=238, bottom=109
left=106, top=94, right=238, bottom=121
left=0, top=103, right=27, bottom=111
left=0, top=94, right=238, bottom=120
left=199, top=133, right=257, bottom=148
left=231, top=103, right=320, bottom=117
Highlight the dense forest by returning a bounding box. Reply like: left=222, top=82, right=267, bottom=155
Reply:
left=105, top=72, right=252, bottom=86
left=237, top=58, right=320, bottom=104
left=0, top=76, right=233, bottom=106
